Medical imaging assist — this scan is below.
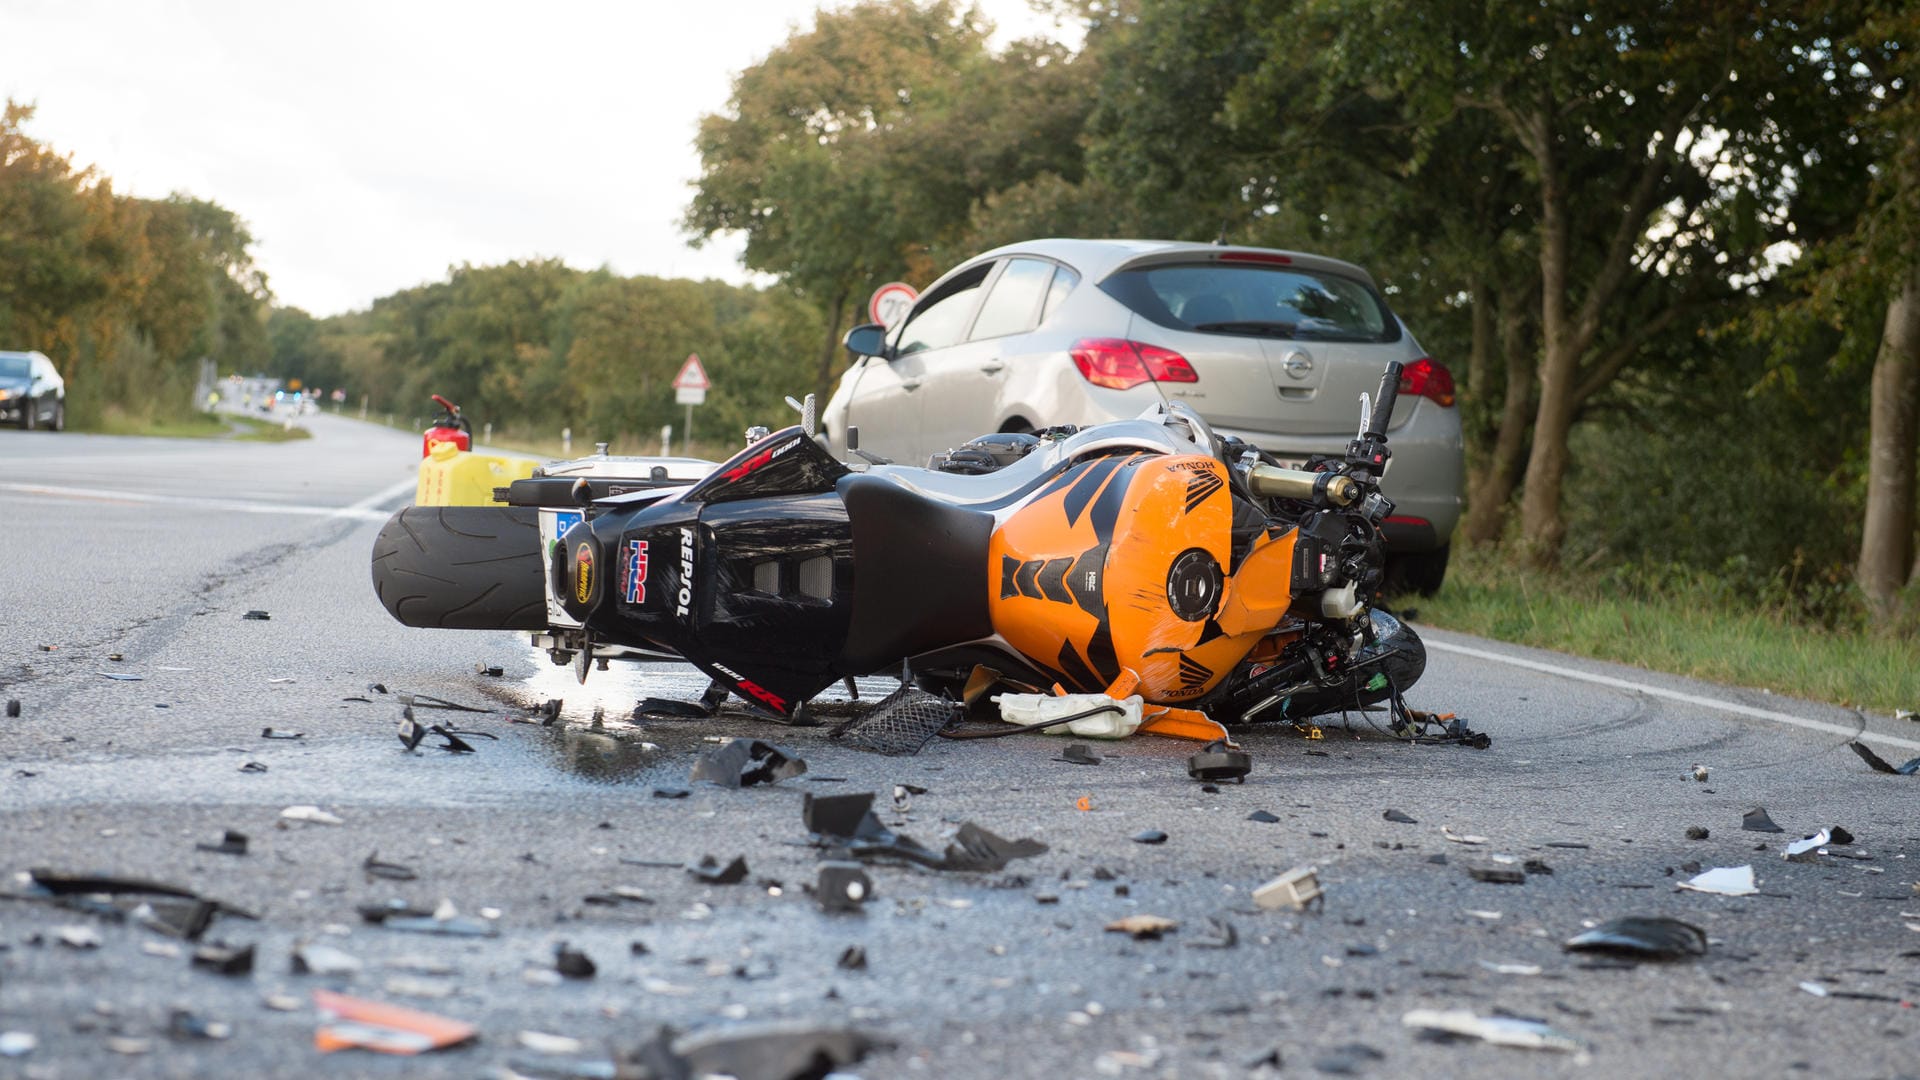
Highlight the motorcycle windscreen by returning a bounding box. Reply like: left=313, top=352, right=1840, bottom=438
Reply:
left=683, top=426, right=848, bottom=504
left=988, top=453, right=1282, bottom=704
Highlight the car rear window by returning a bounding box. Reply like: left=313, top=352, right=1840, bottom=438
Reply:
left=0, top=357, right=29, bottom=378
left=1101, top=262, right=1401, bottom=343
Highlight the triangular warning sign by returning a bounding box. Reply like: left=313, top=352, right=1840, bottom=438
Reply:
left=672, top=353, right=711, bottom=390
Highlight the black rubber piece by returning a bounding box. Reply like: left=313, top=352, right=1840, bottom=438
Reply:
left=370, top=506, right=547, bottom=630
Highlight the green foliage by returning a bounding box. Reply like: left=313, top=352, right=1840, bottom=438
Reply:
left=0, top=101, right=270, bottom=426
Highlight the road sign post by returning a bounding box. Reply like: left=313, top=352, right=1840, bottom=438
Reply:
left=672, top=353, right=711, bottom=455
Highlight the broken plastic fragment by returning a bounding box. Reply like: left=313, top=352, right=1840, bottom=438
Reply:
left=261, top=728, right=304, bottom=740
left=56, top=925, right=101, bottom=949
left=1131, top=829, right=1169, bottom=845
left=816, top=862, right=872, bottom=913
left=363, top=853, right=417, bottom=881
left=1849, top=740, right=1920, bottom=774
left=1254, top=866, right=1323, bottom=911
left=802, top=792, right=876, bottom=838
left=239, top=761, right=268, bottom=774
left=675, top=1022, right=887, bottom=1080
left=518, top=1030, right=585, bottom=1055
left=1477, top=960, right=1541, bottom=976
left=1383, top=809, right=1417, bottom=824
left=1402, top=1009, right=1581, bottom=1053
left=1060, top=743, right=1103, bottom=766
left=312, top=989, right=477, bottom=1055
left=691, top=739, right=807, bottom=788
left=358, top=899, right=498, bottom=937
left=1187, top=739, right=1251, bottom=782
left=837, top=945, right=868, bottom=970
left=196, top=830, right=249, bottom=856
left=1563, top=916, right=1707, bottom=959
left=281, top=805, right=343, bottom=825
left=687, top=856, right=750, bottom=885
left=191, top=943, right=255, bottom=976
left=1784, top=830, right=1830, bottom=861
left=554, top=943, right=596, bottom=979
left=1467, top=864, right=1525, bottom=885
left=1685, top=825, right=1709, bottom=840
left=1187, top=916, right=1238, bottom=949
left=292, top=943, right=364, bottom=976
left=98, top=672, right=144, bottom=681
left=1677, top=865, right=1757, bottom=896
left=243, top=610, right=271, bottom=620
left=1442, top=827, right=1489, bottom=845
left=1247, top=810, right=1281, bottom=824
left=0, top=1032, right=37, bottom=1058
left=1741, top=807, right=1785, bottom=833
left=1105, top=914, right=1178, bottom=939
left=4, top=699, right=17, bottom=718
left=166, top=1009, right=232, bottom=1041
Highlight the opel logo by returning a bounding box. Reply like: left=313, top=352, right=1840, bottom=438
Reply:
left=1282, top=350, right=1314, bottom=380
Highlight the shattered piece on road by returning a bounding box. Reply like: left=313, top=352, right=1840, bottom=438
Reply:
left=280, top=805, right=343, bottom=826
left=239, top=761, right=268, bottom=774
left=554, top=943, right=596, bottom=979
left=243, top=610, right=271, bottom=620
left=359, top=899, right=498, bottom=937
left=1467, top=864, right=1526, bottom=885
left=652, top=787, right=691, bottom=799
left=196, top=830, right=249, bottom=856
left=1849, top=740, right=1920, bottom=775
left=292, top=942, right=364, bottom=976
left=363, top=853, right=418, bottom=881
left=802, top=792, right=876, bottom=839
left=1784, top=830, right=1833, bottom=862
left=98, top=672, right=144, bottom=681
left=0, top=1032, right=37, bottom=1057
left=1522, top=859, right=1553, bottom=875
left=1563, top=917, right=1707, bottom=959
left=1187, top=739, right=1251, bottom=783
left=1402, top=1008, right=1581, bottom=1053
left=691, top=739, right=807, bottom=789
left=1741, top=807, right=1785, bottom=833
left=1442, top=827, right=1489, bottom=845
left=260, top=728, right=304, bottom=740
left=1691, top=764, right=1709, bottom=782
left=1685, top=826, right=1709, bottom=840
left=191, top=943, right=255, bottom=976
left=837, top=945, right=868, bottom=970
left=475, top=664, right=504, bottom=678
left=1383, top=809, right=1417, bottom=824
left=1105, top=914, right=1178, bottom=940
left=1059, top=743, right=1102, bottom=766
left=1131, top=829, right=1169, bottom=845
left=1187, top=917, right=1238, bottom=949
left=1254, top=866, right=1324, bottom=912
left=5, top=700, right=18, bottom=718
left=687, top=856, right=750, bottom=886
left=816, top=862, right=872, bottom=913
left=518, top=1030, right=584, bottom=1055
left=312, top=989, right=477, bottom=1055
left=1828, top=825, right=1855, bottom=845
left=1477, top=960, right=1541, bottom=976
left=1677, top=865, right=1758, bottom=896
left=56, top=925, right=101, bottom=949
left=1247, top=810, right=1281, bottom=824
left=1312, top=1043, right=1385, bottom=1075
left=676, top=1022, right=888, bottom=1080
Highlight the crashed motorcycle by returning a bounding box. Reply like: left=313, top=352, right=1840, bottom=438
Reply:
left=372, top=362, right=1441, bottom=744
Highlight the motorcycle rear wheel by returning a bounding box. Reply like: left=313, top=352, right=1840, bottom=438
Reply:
left=371, top=506, right=547, bottom=630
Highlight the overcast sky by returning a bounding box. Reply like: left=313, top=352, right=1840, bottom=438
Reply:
left=3, top=0, right=1074, bottom=317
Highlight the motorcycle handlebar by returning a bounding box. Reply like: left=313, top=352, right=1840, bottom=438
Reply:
left=1367, top=361, right=1404, bottom=439
left=1248, top=465, right=1358, bottom=506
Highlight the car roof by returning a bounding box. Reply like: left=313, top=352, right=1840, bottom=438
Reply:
left=953, top=238, right=1380, bottom=289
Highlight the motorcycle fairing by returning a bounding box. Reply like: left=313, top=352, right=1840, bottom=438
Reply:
left=683, top=427, right=849, bottom=505
left=988, top=452, right=1296, bottom=704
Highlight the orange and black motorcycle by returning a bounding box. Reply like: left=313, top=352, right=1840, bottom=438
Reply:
left=372, top=362, right=1428, bottom=740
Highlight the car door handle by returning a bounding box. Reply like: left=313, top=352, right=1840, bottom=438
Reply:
left=980, top=363, right=1004, bottom=375
left=901, top=379, right=921, bottom=391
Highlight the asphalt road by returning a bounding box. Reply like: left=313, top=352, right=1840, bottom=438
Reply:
left=1, top=415, right=1917, bottom=1079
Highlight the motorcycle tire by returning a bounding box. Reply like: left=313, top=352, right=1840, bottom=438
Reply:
left=371, top=506, right=547, bottom=630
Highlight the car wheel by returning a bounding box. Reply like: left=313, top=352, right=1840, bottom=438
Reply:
left=22, top=397, right=36, bottom=431
left=51, top=401, right=64, bottom=432
left=1383, top=543, right=1450, bottom=597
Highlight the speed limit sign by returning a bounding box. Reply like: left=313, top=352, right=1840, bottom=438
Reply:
left=868, top=282, right=919, bottom=330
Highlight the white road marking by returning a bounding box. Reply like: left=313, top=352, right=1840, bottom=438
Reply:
left=0, top=478, right=413, bottom=523
left=1428, top=638, right=1920, bottom=752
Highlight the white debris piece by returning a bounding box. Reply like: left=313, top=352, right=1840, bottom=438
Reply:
left=1402, top=1008, right=1583, bottom=1053
left=1677, top=865, right=1758, bottom=896
left=0, top=1032, right=37, bottom=1058
left=518, top=1031, right=585, bottom=1055
left=280, top=805, right=344, bottom=825
left=1785, top=830, right=1830, bottom=862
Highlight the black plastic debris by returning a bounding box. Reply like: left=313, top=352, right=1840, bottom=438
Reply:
left=1187, top=739, right=1251, bottom=782
left=1564, top=917, right=1707, bottom=960
left=166, top=1009, right=231, bottom=1041
left=1467, top=864, right=1525, bottom=884
left=1132, top=829, right=1169, bottom=845
left=1742, top=807, right=1785, bottom=833
left=555, top=943, right=596, bottom=979
left=242, top=610, right=271, bottom=620
left=362, top=853, right=417, bottom=881
left=1829, top=825, right=1855, bottom=845
left=1383, top=809, right=1418, bottom=824
left=687, top=856, right=750, bottom=885
left=195, top=831, right=248, bottom=857
left=652, top=788, right=691, bottom=799
left=837, top=945, right=868, bottom=970
left=817, top=862, right=872, bottom=913
left=5, top=699, right=18, bottom=718
left=1188, top=916, right=1238, bottom=949
left=1059, top=743, right=1103, bottom=766
left=1685, top=826, right=1710, bottom=840
left=691, top=739, right=807, bottom=788
left=260, top=728, right=303, bottom=740
left=803, top=793, right=876, bottom=838
left=99, top=672, right=143, bottom=682
left=19, top=870, right=253, bottom=941
left=677, top=1023, right=889, bottom=1080
left=1248, top=810, right=1281, bottom=824
left=397, top=692, right=489, bottom=714
left=357, top=900, right=497, bottom=937
left=190, top=943, right=254, bottom=976
left=1850, top=741, right=1920, bottom=775
left=876, top=822, right=1041, bottom=873
left=475, top=664, right=504, bottom=677
left=1522, top=859, right=1554, bottom=876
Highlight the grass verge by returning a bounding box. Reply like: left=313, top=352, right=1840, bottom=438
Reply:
left=1412, top=546, right=1917, bottom=717
left=84, top=409, right=311, bottom=442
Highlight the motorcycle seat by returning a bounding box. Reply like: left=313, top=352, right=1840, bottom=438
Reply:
left=861, top=419, right=1202, bottom=512
left=836, top=473, right=996, bottom=674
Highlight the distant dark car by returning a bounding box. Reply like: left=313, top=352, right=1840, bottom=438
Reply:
left=0, top=350, right=65, bottom=431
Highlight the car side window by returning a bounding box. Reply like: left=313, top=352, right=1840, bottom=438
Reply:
left=1041, top=265, right=1080, bottom=323
left=969, top=258, right=1056, bottom=341
left=893, top=266, right=991, bottom=356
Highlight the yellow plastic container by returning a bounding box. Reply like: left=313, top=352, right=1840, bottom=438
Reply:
left=415, top=441, right=538, bottom=506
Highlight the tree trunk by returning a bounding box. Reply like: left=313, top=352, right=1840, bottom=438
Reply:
left=813, top=287, right=851, bottom=412
left=1462, top=276, right=1495, bottom=499
left=1462, top=299, right=1535, bottom=545
left=1518, top=114, right=1576, bottom=567
left=1857, top=260, right=1920, bottom=622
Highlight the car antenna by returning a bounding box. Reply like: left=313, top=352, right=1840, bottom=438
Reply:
left=1213, top=218, right=1231, bottom=246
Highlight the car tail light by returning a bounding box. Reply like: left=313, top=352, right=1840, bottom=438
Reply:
left=1218, top=251, right=1293, bottom=265
left=1398, top=357, right=1455, bottom=407
left=1070, top=338, right=1198, bottom=391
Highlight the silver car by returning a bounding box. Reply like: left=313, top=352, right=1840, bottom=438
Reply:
left=821, top=239, right=1463, bottom=593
